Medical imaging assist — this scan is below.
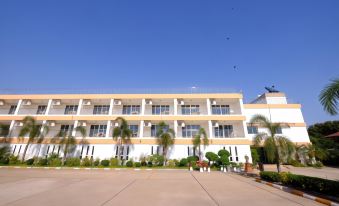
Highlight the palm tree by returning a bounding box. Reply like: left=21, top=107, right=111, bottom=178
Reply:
left=250, top=114, right=295, bottom=173
left=192, top=128, right=209, bottom=161
left=319, top=78, right=339, bottom=115
left=294, top=144, right=308, bottom=164
left=112, top=117, right=132, bottom=161
left=156, top=121, right=175, bottom=166
left=52, top=125, right=86, bottom=165
left=18, top=116, right=49, bottom=162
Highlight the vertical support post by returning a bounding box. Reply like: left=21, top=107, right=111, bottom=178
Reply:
left=173, top=99, right=178, bottom=115
left=206, top=98, right=211, bottom=115
left=139, top=120, right=144, bottom=138
left=208, top=120, right=213, bottom=138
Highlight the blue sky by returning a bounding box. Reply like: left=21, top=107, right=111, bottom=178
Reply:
left=0, top=0, right=338, bottom=125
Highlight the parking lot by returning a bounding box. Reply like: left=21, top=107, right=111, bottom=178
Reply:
left=0, top=168, right=322, bottom=206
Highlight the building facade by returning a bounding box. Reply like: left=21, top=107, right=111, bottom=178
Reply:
left=0, top=92, right=310, bottom=163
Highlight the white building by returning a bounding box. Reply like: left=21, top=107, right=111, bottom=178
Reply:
left=0, top=91, right=310, bottom=163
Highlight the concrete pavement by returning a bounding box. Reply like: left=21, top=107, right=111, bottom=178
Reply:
left=0, top=168, right=323, bottom=206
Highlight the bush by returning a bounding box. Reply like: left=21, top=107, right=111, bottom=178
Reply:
left=313, top=161, right=323, bottom=168
left=251, top=148, right=260, bottom=166
left=110, top=158, right=119, bottom=167
left=48, top=153, right=62, bottom=167
left=187, top=156, right=199, bottom=164
left=288, top=159, right=305, bottom=167
left=93, top=158, right=100, bottom=166
left=141, top=160, right=147, bottom=166
left=65, top=157, right=81, bottom=167
left=260, top=171, right=339, bottom=197
left=205, top=152, right=218, bottom=164
left=81, top=157, right=92, bottom=167
left=260, top=171, right=281, bottom=182
left=218, top=149, right=230, bottom=158
left=179, top=158, right=188, bottom=167
left=147, top=161, right=153, bottom=167
left=167, top=159, right=177, bottom=167
left=149, top=155, right=164, bottom=166
left=135, top=162, right=141, bottom=167
left=0, top=145, right=11, bottom=164
left=126, top=160, right=133, bottom=167
left=26, top=158, right=34, bottom=165
left=37, top=158, right=48, bottom=166
left=100, top=159, right=110, bottom=167
left=9, top=155, right=20, bottom=165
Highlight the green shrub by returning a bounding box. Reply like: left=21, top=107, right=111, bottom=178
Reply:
left=260, top=171, right=281, bottom=182
left=0, top=145, right=11, bottom=164
left=313, top=161, right=323, bottom=168
left=93, top=158, right=100, bottom=166
left=26, top=158, right=34, bottom=165
left=37, top=158, right=48, bottom=166
left=149, top=155, right=164, bottom=166
left=179, top=158, right=188, bottom=167
left=260, top=171, right=339, bottom=197
left=289, top=159, right=305, bottom=167
left=218, top=149, right=230, bottom=158
left=205, top=152, right=218, bottom=164
left=110, top=158, right=119, bottom=167
left=126, top=160, right=133, bottom=167
left=9, top=155, right=20, bottom=165
left=47, top=153, right=62, bottom=167
left=141, top=160, right=147, bottom=166
left=251, top=148, right=260, bottom=166
left=65, top=157, right=81, bottom=167
left=147, top=161, right=153, bottom=167
left=81, top=157, right=92, bottom=167
left=167, top=159, right=177, bottom=167
left=100, top=159, right=110, bottom=167
left=135, top=162, right=141, bottom=167
left=187, top=156, right=199, bottom=164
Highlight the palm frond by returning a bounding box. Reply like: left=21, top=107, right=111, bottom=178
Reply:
left=75, top=126, right=86, bottom=138
left=319, top=78, right=339, bottom=115
left=263, top=137, right=277, bottom=162
left=253, top=132, right=267, bottom=146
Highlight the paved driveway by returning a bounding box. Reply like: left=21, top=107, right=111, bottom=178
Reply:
left=0, top=168, right=322, bottom=206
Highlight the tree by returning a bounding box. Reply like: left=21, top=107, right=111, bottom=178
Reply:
left=217, top=149, right=231, bottom=167
left=192, top=128, right=209, bottom=161
left=319, top=78, right=339, bottom=115
left=250, top=114, right=295, bottom=173
left=52, top=125, right=86, bottom=165
left=113, top=117, right=132, bottom=162
left=205, top=152, right=218, bottom=165
left=156, top=121, right=175, bottom=166
left=18, top=116, right=49, bottom=162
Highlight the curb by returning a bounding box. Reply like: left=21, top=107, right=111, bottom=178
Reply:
left=255, top=178, right=339, bottom=206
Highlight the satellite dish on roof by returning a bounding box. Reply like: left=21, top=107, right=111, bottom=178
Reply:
left=265, top=85, right=280, bottom=93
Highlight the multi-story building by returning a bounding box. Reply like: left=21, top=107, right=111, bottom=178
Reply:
left=0, top=91, right=310, bottom=163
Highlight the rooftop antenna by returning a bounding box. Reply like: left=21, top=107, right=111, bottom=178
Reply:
left=265, top=85, right=279, bottom=93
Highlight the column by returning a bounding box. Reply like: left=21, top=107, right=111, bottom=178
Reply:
left=174, top=120, right=178, bottom=137
left=14, top=99, right=22, bottom=115
left=173, top=99, right=178, bottom=115
left=206, top=98, right=211, bottom=115
left=139, top=120, right=144, bottom=138
left=77, top=99, right=83, bottom=115
left=72, top=121, right=79, bottom=136
left=141, top=99, right=146, bottom=115
left=45, top=99, right=52, bottom=115
left=106, top=120, right=111, bottom=138
left=208, top=120, right=213, bottom=138
left=109, top=99, right=114, bottom=115
left=239, top=98, right=248, bottom=138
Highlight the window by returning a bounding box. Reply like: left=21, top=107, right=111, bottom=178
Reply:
left=151, top=125, right=169, bottom=137
left=60, top=125, right=74, bottom=135
left=214, top=125, right=234, bottom=138
left=182, top=125, right=200, bottom=137
left=276, top=127, right=282, bottom=134
left=211, top=105, right=230, bottom=115
left=229, top=146, right=233, bottom=161
left=93, top=105, right=110, bottom=115
left=235, top=146, right=239, bottom=161
left=64, top=105, right=78, bottom=115
left=247, top=126, right=258, bottom=134
left=152, top=105, right=170, bottom=115
left=122, top=105, right=140, bottom=115
left=8, top=105, right=17, bottom=114
left=89, top=125, right=107, bottom=137
left=181, top=105, right=200, bottom=115
left=128, top=125, right=139, bottom=137
left=36, top=105, right=47, bottom=115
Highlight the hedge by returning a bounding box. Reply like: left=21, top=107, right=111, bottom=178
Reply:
left=260, top=171, right=339, bottom=197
